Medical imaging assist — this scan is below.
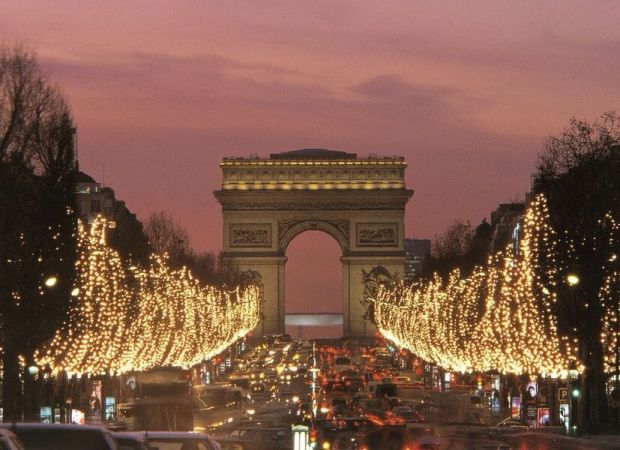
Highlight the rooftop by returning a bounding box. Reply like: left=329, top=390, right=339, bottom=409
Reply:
left=270, top=148, right=357, bottom=160
left=75, top=171, right=97, bottom=184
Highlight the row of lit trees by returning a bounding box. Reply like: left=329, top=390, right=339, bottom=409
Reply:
left=36, top=217, right=262, bottom=375
left=0, top=45, right=260, bottom=421
left=374, top=112, right=620, bottom=431
left=374, top=194, right=581, bottom=375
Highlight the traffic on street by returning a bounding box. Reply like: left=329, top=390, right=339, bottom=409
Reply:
left=4, top=334, right=620, bottom=449
left=195, top=335, right=620, bottom=450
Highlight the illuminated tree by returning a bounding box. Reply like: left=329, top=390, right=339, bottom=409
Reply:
left=533, top=112, right=620, bottom=430
left=0, top=45, right=77, bottom=421
left=373, top=195, right=579, bottom=375
left=36, top=217, right=261, bottom=375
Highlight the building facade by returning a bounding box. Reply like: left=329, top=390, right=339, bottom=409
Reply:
left=404, top=238, right=431, bottom=282
left=74, top=171, right=149, bottom=264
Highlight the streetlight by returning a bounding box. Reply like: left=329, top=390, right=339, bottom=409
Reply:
left=44, top=276, right=58, bottom=287
left=566, top=272, right=581, bottom=432
left=566, top=274, right=580, bottom=286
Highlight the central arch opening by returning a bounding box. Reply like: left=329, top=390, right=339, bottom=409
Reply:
left=285, top=231, right=343, bottom=339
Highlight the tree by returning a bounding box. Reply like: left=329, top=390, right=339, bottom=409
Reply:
left=185, top=250, right=239, bottom=287
left=532, top=111, right=620, bottom=431
left=144, top=211, right=240, bottom=286
left=0, top=45, right=77, bottom=421
left=425, top=219, right=476, bottom=278
left=143, top=211, right=191, bottom=267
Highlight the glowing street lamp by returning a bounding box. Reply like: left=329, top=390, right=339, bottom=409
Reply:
left=44, top=276, right=58, bottom=287
left=566, top=274, right=580, bottom=286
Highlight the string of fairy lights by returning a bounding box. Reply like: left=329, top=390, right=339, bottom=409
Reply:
left=374, top=194, right=586, bottom=375
left=35, top=218, right=261, bottom=375
left=599, top=212, right=620, bottom=375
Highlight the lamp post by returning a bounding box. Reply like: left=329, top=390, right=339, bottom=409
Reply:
left=566, top=273, right=580, bottom=434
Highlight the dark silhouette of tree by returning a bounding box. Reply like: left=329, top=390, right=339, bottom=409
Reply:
left=425, top=219, right=494, bottom=278
left=0, top=45, right=77, bottom=421
left=424, top=214, right=517, bottom=280
left=144, top=211, right=238, bottom=286
left=428, top=219, right=474, bottom=277
left=186, top=250, right=240, bottom=287
left=532, top=111, right=620, bottom=431
left=143, top=211, right=191, bottom=267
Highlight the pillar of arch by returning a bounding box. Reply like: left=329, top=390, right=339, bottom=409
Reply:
left=214, top=149, right=413, bottom=338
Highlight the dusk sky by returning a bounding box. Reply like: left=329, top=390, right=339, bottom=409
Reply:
left=3, top=1, right=619, bottom=319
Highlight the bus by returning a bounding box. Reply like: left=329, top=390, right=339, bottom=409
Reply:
left=115, top=369, right=250, bottom=432
left=115, top=368, right=193, bottom=431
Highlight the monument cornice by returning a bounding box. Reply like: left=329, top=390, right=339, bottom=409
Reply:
left=214, top=189, right=414, bottom=211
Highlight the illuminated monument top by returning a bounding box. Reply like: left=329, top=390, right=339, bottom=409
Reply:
left=220, top=148, right=407, bottom=191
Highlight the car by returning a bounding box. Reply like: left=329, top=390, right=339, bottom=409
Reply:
left=393, top=376, right=411, bottom=384
left=112, top=432, right=148, bottom=450
left=374, top=382, right=397, bottom=398
left=392, top=406, right=424, bottom=423
left=333, top=356, right=352, bottom=372
left=1, top=423, right=117, bottom=450
left=342, top=375, right=365, bottom=391
left=489, top=417, right=530, bottom=433
left=384, top=410, right=407, bottom=426
left=249, top=382, right=269, bottom=401
left=212, top=426, right=290, bottom=450
left=0, top=429, right=26, bottom=450
left=115, top=431, right=221, bottom=450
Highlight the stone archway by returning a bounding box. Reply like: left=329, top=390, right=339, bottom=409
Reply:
left=214, top=148, right=413, bottom=337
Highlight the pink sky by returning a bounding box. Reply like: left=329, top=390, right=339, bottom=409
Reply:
left=3, top=1, right=619, bottom=322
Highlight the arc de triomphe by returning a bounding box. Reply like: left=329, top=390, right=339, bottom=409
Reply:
left=214, top=149, right=413, bottom=337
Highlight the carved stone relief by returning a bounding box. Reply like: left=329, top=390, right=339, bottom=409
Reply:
left=356, top=222, right=398, bottom=247
left=230, top=223, right=272, bottom=247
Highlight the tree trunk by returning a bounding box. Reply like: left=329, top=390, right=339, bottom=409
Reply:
left=22, top=365, right=37, bottom=422
left=581, top=337, right=609, bottom=433
left=1, top=344, right=22, bottom=422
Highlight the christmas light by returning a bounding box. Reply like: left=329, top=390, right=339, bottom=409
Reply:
left=36, top=217, right=261, bottom=375
left=373, top=194, right=582, bottom=375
